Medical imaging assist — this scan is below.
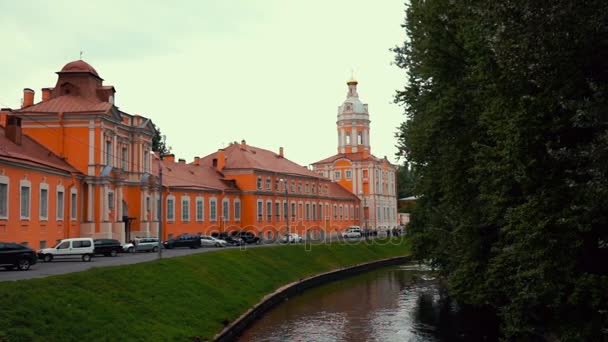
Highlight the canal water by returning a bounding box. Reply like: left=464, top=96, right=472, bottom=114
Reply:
left=238, top=264, right=498, bottom=342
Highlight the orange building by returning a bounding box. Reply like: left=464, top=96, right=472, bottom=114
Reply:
left=0, top=116, right=83, bottom=249
left=312, top=78, right=398, bottom=233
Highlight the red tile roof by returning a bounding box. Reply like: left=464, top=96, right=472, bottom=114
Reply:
left=199, top=143, right=323, bottom=179
left=328, top=182, right=359, bottom=201
left=312, top=152, right=382, bottom=165
left=153, top=159, right=239, bottom=192
left=17, top=95, right=111, bottom=114
left=60, top=60, right=99, bottom=77
left=0, top=127, right=80, bottom=174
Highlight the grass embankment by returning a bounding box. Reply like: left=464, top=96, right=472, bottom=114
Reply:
left=0, top=238, right=410, bottom=341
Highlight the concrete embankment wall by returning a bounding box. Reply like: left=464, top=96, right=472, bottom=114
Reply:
left=215, top=255, right=411, bottom=342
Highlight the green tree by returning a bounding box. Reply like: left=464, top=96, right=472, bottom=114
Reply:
left=152, top=123, right=171, bottom=157
left=394, top=0, right=608, bottom=340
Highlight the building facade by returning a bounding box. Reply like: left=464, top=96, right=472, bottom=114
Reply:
left=312, top=79, right=398, bottom=232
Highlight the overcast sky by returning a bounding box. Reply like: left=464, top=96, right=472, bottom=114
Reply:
left=0, top=0, right=407, bottom=166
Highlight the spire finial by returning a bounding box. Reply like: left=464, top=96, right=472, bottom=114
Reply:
left=79, top=50, right=83, bottom=60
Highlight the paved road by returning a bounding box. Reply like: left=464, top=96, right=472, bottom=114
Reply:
left=0, top=243, right=271, bottom=282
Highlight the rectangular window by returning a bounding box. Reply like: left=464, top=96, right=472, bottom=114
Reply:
left=144, top=150, right=149, bottom=173
left=333, top=205, right=337, bottom=219
left=0, top=183, right=7, bottom=218
left=57, top=191, right=64, bottom=220
left=234, top=201, right=241, bottom=221
left=257, top=177, right=262, bottom=190
left=283, top=201, right=288, bottom=220
left=265, top=178, right=271, bottom=190
left=106, top=141, right=112, bottom=166
left=334, top=171, right=341, bottom=180
left=275, top=179, right=279, bottom=191
left=210, top=199, right=217, bottom=221
left=146, top=197, right=151, bottom=212
left=275, top=202, right=280, bottom=217
left=108, top=192, right=114, bottom=210
left=40, top=188, right=48, bottom=219
left=182, top=198, right=190, bottom=221
left=40, top=240, right=46, bottom=249
left=305, top=184, right=310, bottom=193
left=266, top=201, right=272, bottom=220
left=257, top=200, right=263, bottom=221
left=297, top=183, right=302, bottom=193
left=305, top=203, right=310, bottom=220
left=20, top=185, right=30, bottom=219
left=70, top=192, right=77, bottom=220
left=223, top=200, right=229, bottom=221
left=312, top=203, right=316, bottom=220
left=122, top=147, right=128, bottom=171
left=167, top=198, right=175, bottom=221
left=312, top=185, right=316, bottom=194
left=196, top=199, right=204, bottom=221
left=291, top=202, right=296, bottom=220
left=291, top=182, right=295, bottom=193
left=345, top=170, right=352, bottom=179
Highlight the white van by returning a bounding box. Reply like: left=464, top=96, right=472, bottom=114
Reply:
left=38, top=238, right=95, bottom=262
left=342, top=226, right=362, bottom=238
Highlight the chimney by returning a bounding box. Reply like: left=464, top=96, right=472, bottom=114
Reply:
left=41, top=88, right=51, bottom=102
left=194, top=156, right=200, bottom=165
left=217, top=149, right=225, bottom=171
left=240, top=139, right=247, bottom=150
left=164, top=154, right=175, bottom=163
left=22, top=88, right=34, bottom=108
left=279, top=147, right=284, bottom=158
left=5, top=115, right=22, bottom=145
left=0, top=108, right=12, bottom=127
left=178, top=158, right=185, bottom=164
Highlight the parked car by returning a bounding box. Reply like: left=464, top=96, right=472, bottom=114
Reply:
left=163, top=234, right=202, bottom=249
left=211, top=232, right=244, bottom=246
left=281, top=233, right=303, bottom=243
left=342, top=226, right=362, bottom=239
left=231, top=231, right=261, bottom=244
left=200, top=235, right=227, bottom=247
left=38, top=238, right=95, bottom=262
left=0, top=242, right=37, bottom=271
left=93, top=239, right=122, bottom=257
left=123, top=237, right=161, bottom=253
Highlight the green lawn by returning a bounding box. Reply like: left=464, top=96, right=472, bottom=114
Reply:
left=0, top=238, right=410, bottom=341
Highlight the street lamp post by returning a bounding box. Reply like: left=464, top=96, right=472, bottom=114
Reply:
left=281, top=178, right=289, bottom=242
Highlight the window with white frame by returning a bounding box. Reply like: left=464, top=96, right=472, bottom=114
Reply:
left=297, top=183, right=302, bottom=193
left=234, top=199, right=241, bottom=221
left=257, top=177, right=262, bottom=190
left=20, top=181, right=31, bottom=220
left=257, top=200, right=263, bottom=221
left=108, top=192, right=114, bottom=210
left=39, top=185, right=49, bottom=220
left=122, top=147, right=128, bottom=171
left=312, top=184, right=316, bottom=194
left=265, top=178, right=271, bottom=190
left=333, top=204, right=337, bottom=219
left=209, top=198, right=217, bottom=221
left=146, top=196, right=151, bottom=212
left=222, top=199, right=229, bottom=221
left=350, top=205, right=354, bottom=219
left=291, top=202, right=296, bottom=220
left=196, top=197, right=204, bottom=221
left=275, top=179, right=279, bottom=191
left=181, top=196, right=190, bottom=222
left=275, top=201, right=280, bottom=218
left=0, top=176, right=8, bottom=219
left=283, top=201, right=288, bottom=220
left=57, top=188, right=64, bottom=220
left=105, top=140, right=112, bottom=166
left=266, top=200, right=272, bottom=220
left=167, top=197, right=175, bottom=221
left=345, top=170, right=352, bottom=179
left=305, top=183, right=309, bottom=193
left=144, top=150, right=149, bottom=173
left=70, top=189, right=77, bottom=221
left=334, top=171, right=341, bottom=180
left=339, top=205, right=343, bottom=220
left=312, top=203, right=316, bottom=220
left=305, top=203, right=310, bottom=220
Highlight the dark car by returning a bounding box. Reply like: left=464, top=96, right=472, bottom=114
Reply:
left=212, top=232, right=244, bottom=246
left=163, top=234, right=202, bottom=249
left=230, top=231, right=261, bottom=244
left=0, top=242, right=37, bottom=271
left=93, top=239, right=122, bottom=257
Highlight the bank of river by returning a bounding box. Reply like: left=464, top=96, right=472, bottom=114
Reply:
left=239, top=264, right=499, bottom=341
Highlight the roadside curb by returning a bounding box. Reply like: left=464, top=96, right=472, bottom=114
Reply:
left=213, top=255, right=411, bottom=342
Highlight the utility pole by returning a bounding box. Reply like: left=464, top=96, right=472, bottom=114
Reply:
left=158, top=163, right=163, bottom=259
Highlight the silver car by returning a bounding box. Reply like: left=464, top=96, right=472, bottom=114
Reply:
left=200, top=235, right=227, bottom=247
left=123, top=237, right=161, bottom=253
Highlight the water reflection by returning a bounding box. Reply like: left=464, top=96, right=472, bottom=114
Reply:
left=238, top=264, right=498, bottom=342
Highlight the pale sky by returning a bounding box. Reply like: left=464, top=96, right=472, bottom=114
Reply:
left=0, top=0, right=407, bottom=166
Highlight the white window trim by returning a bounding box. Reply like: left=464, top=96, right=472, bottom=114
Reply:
left=345, top=170, right=352, bottom=180
left=19, top=179, right=31, bottom=220
left=209, top=197, right=218, bottom=222
left=257, top=199, right=264, bottom=221
left=39, top=183, right=49, bottom=221
left=222, top=198, right=230, bottom=221
left=181, top=196, right=190, bottom=222
left=195, top=196, right=204, bottom=222
left=275, top=200, right=281, bottom=219
left=166, top=195, right=176, bottom=222
left=266, top=200, right=272, bottom=219
left=56, top=185, right=65, bottom=221
left=234, top=199, right=241, bottom=221
left=70, top=188, right=78, bottom=221
left=0, top=175, right=9, bottom=220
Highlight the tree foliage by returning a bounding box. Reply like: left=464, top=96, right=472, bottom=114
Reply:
left=152, top=123, right=171, bottom=157
left=394, top=0, right=608, bottom=339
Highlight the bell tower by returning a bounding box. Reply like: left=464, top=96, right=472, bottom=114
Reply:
left=337, top=78, right=370, bottom=154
